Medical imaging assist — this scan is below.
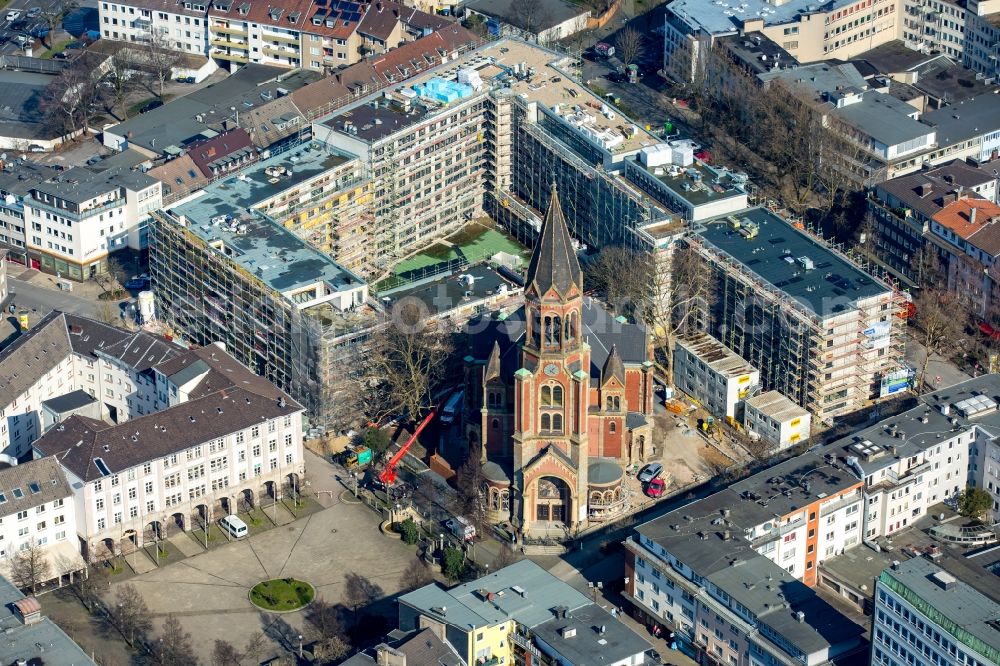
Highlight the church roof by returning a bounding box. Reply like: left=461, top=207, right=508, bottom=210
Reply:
left=466, top=299, right=647, bottom=382
left=525, top=185, right=583, bottom=299
left=601, top=344, right=626, bottom=386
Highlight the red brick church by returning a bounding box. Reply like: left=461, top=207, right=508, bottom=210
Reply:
left=462, top=186, right=655, bottom=538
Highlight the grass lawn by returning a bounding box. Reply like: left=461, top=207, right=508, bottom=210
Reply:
left=126, top=94, right=174, bottom=118
left=40, top=39, right=73, bottom=59
left=249, top=579, right=315, bottom=612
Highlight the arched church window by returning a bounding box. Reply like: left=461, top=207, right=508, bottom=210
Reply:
left=552, top=385, right=563, bottom=406
left=552, top=413, right=563, bottom=433
left=541, top=386, right=551, bottom=406
left=500, top=489, right=510, bottom=511
left=491, top=418, right=500, bottom=430
left=609, top=421, right=616, bottom=434
left=552, top=315, right=561, bottom=346
left=541, top=413, right=551, bottom=431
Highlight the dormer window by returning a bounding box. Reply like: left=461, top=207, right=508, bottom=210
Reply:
left=238, top=2, right=250, bottom=15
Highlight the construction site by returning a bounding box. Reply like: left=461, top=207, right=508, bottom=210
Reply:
left=692, top=207, right=910, bottom=423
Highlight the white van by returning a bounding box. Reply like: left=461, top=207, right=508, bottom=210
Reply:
left=445, top=516, right=475, bottom=542
left=220, top=514, right=248, bottom=539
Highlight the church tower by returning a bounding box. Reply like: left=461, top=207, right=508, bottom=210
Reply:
left=512, top=185, right=591, bottom=535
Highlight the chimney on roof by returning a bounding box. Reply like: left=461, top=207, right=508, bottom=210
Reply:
left=375, top=645, right=407, bottom=666
left=971, top=207, right=978, bottom=225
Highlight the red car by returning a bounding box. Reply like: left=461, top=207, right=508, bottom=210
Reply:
left=645, top=477, right=666, bottom=498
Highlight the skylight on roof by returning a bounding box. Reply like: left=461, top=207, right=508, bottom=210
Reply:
left=28, top=482, right=40, bottom=494
left=0, top=492, right=7, bottom=504
left=12, top=488, right=23, bottom=499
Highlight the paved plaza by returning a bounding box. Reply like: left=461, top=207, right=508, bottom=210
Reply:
left=107, top=486, right=421, bottom=662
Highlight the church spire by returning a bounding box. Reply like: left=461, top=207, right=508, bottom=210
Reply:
left=601, top=344, right=625, bottom=386
left=525, top=184, right=583, bottom=300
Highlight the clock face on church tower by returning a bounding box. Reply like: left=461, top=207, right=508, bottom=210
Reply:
left=544, top=363, right=559, bottom=377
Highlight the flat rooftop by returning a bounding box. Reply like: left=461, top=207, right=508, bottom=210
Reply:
left=882, top=556, right=1000, bottom=655
left=745, top=389, right=809, bottom=422
left=168, top=144, right=364, bottom=295
left=668, top=0, right=857, bottom=35
left=0, top=576, right=94, bottom=665
left=695, top=207, right=890, bottom=318
left=923, top=93, right=1000, bottom=146
left=677, top=331, right=757, bottom=378
left=107, top=65, right=321, bottom=154
left=630, top=157, right=748, bottom=207
left=0, top=70, right=57, bottom=140
left=822, top=503, right=1000, bottom=605
left=321, top=38, right=660, bottom=155
left=827, top=374, right=1000, bottom=476
left=381, top=264, right=518, bottom=316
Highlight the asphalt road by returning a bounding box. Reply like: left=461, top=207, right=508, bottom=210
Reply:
left=0, top=0, right=63, bottom=55
left=0, top=273, right=101, bottom=348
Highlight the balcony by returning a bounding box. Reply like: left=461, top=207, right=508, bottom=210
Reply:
left=210, top=37, right=248, bottom=49
left=212, top=50, right=249, bottom=63
left=263, top=32, right=299, bottom=45
left=262, top=45, right=298, bottom=58
left=211, top=24, right=248, bottom=35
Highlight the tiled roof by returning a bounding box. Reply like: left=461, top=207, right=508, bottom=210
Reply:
left=932, top=198, right=1000, bottom=241
left=0, top=457, right=72, bottom=520
left=525, top=185, right=582, bottom=299
left=149, top=154, right=210, bottom=197
left=186, top=128, right=257, bottom=178
left=35, top=345, right=303, bottom=481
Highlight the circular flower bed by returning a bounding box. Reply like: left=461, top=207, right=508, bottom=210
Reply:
left=249, top=578, right=315, bottom=612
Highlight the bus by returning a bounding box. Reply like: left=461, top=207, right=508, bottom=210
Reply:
left=440, top=390, right=464, bottom=425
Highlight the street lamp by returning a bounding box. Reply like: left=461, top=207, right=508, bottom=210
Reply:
left=298, top=634, right=303, bottom=658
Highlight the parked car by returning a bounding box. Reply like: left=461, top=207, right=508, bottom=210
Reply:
left=5, top=10, right=22, bottom=21
left=124, top=277, right=150, bottom=290
left=638, top=462, right=663, bottom=484
left=27, top=144, right=45, bottom=153
left=444, top=516, right=475, bottom=542
left=140, top=99, right=163, bottom=114
left=86, top=155, right=103, bottom=166
left=26, top=7, right=41, bottom=18
left=645, top=477, right=666, bottom=498
left=50, top=164, right=65, bottom=171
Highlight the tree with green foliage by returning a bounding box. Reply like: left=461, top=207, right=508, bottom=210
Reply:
left=362, top=427, right=392, bottom=458
left=398, top=517, right=419, bottom=545
left=957, top=487, right=993, bottom=522
left=442, top=547, right=466, bottom=581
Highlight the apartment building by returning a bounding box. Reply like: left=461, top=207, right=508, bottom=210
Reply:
left=0, top=311, right=181, bottom=458
left=901, top=0, right=969, bottom=59
left=929, top=197, right=1000, bottom=315
left=662, top=0, right=901, bottom=82
left=32, top=343, right=305, bottom=562
left=963, top=0, right=1000, bottom=78
left=148, top=151, right=372, bottom=425
left=866, top=158, right=996, bottom=284
left=99, top=0, right=210, bottom=54
left=624, top=454, right=869, bottom=665
left=693, top=207, right=905, bottom=423
left=21, top=164, right=160, bottom=280
left=873, top=557, right=1000, bottom=666
left=0, top=249, right=5, bottom=303
left=203, top=0, right=448, bottom=73
left=758, top=63, right=938, bottom=186
left=672, top=332, right=759, bottom=421
left=399, top=559, right=651, bottom=666
left=921, top=93, right=1000, bottom=165
left=743, top=390, right=812, bottom=451
left=0, top=457, right=85, bottom=588
left=829, top=376, right=1000, bottom=535
left=0, top=162, right=57, bottom=266
left=624, top=142, right=750, bottom=222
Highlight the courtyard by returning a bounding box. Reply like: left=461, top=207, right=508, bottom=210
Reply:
left=100, top=476, right=421, bottom=662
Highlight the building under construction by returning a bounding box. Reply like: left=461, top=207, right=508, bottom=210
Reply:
left=149, top=146, right=374, bottom=426
left=692, top=207, right=908, bottom=423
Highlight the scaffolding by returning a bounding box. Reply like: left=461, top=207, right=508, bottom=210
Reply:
left=690, top=230, right=905, bottom=424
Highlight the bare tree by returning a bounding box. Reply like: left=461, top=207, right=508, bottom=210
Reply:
left=38, top=0, right=76, bottom=48
left=40, top=62, right=103, bottom=136
left=494, top=543, right=520, bottom=570
left=343, top=573, right=383, bottom=617
left=914, top=286, right=964, bottom=392
left=211, top=641, right=242, bottom=666
left=313, top=636, right=351, bottom=662
left=145, top=615, right=199, bottom=666
left=584, top=246, right=654, bottom=321
left=646, top=242, right=713, bottom=379
left=113, top=583, right=152, bottom=647
left=144, top=31, right=182, bottom=98
left=93, top=255, right=127, bottom=295
left=507, top=0, right=551, bottom=41
left=9, top=540, right=50, bottom=594
left=359, top=300, right=453, bottom=424
left=305, top=597, right=345, bottom=642
left=615, top=27, right=644, bottom=68
left=104, top=46, right=142, bottom=120
left=399, top=558, right=434, bottom=592
left=70, top=566, right=106, bottom=611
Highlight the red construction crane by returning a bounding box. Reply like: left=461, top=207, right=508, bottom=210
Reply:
left=377, top=408, right=437, bottom=487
